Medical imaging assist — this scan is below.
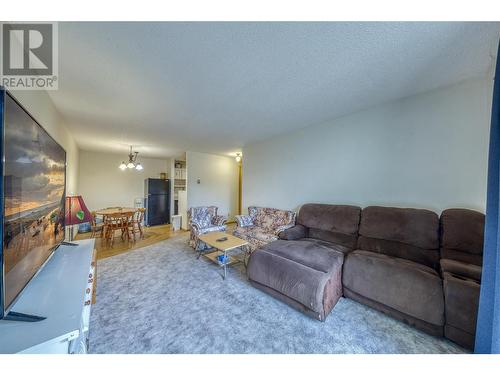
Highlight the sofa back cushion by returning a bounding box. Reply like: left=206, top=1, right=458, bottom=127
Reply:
left=297, top=204, right=361, bottom=249
left=440, top=208, right=485, bottom=266
left=248, top=206, right=296, bottom=233
left=358, top=206, right=440, bottom=269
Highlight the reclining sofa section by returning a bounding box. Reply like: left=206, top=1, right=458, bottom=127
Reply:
left=440, top=208, right=484, bottom=349
left=342, top=206, right=445, bottom=337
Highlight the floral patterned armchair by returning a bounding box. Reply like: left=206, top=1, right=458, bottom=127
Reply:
left=188, top=206, right=227, bottom=250
left=234, top=206, right=296, bottom=254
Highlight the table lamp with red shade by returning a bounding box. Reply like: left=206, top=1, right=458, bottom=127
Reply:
left=64, top=195, right=93, bottom=244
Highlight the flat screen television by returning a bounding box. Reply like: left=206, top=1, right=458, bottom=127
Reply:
left=0, top=89, right=66, bottom=320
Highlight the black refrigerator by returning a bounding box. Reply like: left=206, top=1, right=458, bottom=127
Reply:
left=144, top=178, right=170, bottom=226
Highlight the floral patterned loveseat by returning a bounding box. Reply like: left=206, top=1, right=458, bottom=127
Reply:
left=234, top=206, right=296, bottom=253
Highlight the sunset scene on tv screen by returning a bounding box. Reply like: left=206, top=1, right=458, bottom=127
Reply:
left=3, top=94, right=66, bottom=308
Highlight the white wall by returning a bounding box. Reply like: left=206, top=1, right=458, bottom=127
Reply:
left=78, top=150, right=170, bottom=211
left=243, top=78, right=493, bottom=214
left=186, top=151, right=239, bottom=220
left=9, top=90, right=80, bottom=195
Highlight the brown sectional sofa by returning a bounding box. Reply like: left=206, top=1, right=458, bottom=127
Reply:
left=246, top=203, right=484, bottom=349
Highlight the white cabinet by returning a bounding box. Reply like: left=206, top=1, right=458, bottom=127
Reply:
left=0, top=239, right=96, bottom=354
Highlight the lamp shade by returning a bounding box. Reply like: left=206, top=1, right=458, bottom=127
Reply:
left=65, top=195, right=93, bottom=225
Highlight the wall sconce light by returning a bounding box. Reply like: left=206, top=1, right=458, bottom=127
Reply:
left=235, top=153, right=242, bottom=163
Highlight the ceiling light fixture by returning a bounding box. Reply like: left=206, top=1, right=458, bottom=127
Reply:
left=235, top=153, right=242, bottom=163
left=119, top=146, right=143, bottom=171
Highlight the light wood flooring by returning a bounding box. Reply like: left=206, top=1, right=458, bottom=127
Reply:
left=75, top=224, right=188, bottom=260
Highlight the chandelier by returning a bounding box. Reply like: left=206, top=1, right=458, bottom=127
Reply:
left=119, top=146, right=143, bottom=171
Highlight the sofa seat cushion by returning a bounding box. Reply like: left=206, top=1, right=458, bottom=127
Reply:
left=301, top=238, right=351, bottom=255
left=343, top=250, right=444, bottom=326
left=233, top=226, right=278, bottom=243
left=440, top=259, right=482, bottom=282
left=261, top=240, right=344, bottom=273
left=200, top=225, right=227, bottom=233
left=248, top=240, right=343, bottom=315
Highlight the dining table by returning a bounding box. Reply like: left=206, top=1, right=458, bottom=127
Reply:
left=94, top=207, right=139, bottom=247
left=95, top=207, right=138, bottom=217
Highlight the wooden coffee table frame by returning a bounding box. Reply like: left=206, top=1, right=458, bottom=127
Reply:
left=197, top=231, right=249, bottom=280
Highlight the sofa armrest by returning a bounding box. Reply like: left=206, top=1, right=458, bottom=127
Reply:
left=274, top=223, right=296, bottom=235
left=212, top=215, right=227, bottom=226
left=440, top=259, right=482, bottom=282
left=235, top=215, right=254, bottom=227
left=278, top=224, right=307, bottom=240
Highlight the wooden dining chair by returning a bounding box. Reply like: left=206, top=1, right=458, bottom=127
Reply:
left=129, top=208, right=146, bottom=241
left=104, top=213, right=131, bottom=247
left=90, top=211, right=104, bottom=240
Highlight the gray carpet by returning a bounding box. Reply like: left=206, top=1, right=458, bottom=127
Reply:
left=89, top=233, right=467, bottom=354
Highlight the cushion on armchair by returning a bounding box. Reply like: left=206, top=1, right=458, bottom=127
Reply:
left=212, top=215, right=228, bottom=226
left=234, top=206, right=296, bottom=253
left=235, top=214, right=254, bottom=227
left=189, top=206, right=218, bottom=228
left=249, top=206, right=296, bottom=234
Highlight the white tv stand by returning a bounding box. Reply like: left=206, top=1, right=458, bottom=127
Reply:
left=0, top=239, right=96, bottom=354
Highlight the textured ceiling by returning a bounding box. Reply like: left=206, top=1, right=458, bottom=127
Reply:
left=49, top=22, right=500, bottom=158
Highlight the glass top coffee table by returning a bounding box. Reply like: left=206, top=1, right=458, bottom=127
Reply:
left=197, top=231, right=249, bottom=280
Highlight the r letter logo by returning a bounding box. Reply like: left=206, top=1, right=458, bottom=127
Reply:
left=1, top=22, right=58, bottom=90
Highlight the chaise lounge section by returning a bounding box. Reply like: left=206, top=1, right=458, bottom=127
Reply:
left=247, top=204, right=361, bottom=321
